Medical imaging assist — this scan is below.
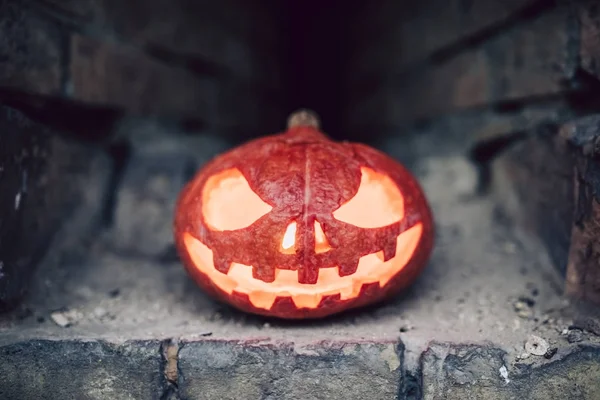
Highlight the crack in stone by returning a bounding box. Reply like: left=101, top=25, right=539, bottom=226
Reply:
left=160, top=338, right=181, bottom=400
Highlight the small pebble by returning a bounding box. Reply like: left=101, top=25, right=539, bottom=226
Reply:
left=567, top=329, right=584, bottom=343
left=518, top=296, right=536, bottom=307
left=499, top=365, right=510, bottom=384
left=513, top=300, right=533, bottom=319
left=50, top=309, right=81, bottom=328
left=517, top=309, right=533, bottom=319
left=514, top=300, right=528, bottom=311
left=525, top=335, right=549, bottom=356
left=50, top=312, right=70, bottom=327
left=544, top=347, right=558, bottom=359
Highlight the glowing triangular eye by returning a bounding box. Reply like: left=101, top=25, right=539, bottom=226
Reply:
left=333, top=167, right=404, bottom=228
left=202, top=168, right=272, bottom=231
left=314, top=221, right=331, bottom=253
left=281, top=222, right=297, bottom=253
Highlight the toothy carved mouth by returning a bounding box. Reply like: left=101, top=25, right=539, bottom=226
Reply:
left=183, top=223, right=423, bottom=310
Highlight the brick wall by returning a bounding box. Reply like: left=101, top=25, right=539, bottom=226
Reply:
left=341, top=1, right=582, bottom=132
left=0, top=0, right=288, bottom=134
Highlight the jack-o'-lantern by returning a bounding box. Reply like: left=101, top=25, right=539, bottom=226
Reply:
left=174, top=110, right=434, bottom=319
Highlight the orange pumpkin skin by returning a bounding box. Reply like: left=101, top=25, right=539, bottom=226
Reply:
left=174, top=112, right=434, bottom=319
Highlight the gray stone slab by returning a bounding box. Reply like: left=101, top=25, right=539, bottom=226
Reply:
left=0, top=339, right=164, bottom=400
left=422, top=343, right=600, bottom=400
left=178, top=340, right=402, bottom=400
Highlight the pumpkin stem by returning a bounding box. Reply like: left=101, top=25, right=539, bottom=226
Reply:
left=287, top=109, right=321, bottom=130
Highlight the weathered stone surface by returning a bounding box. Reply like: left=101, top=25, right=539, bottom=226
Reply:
left=0, top=105, right=112, bottom=311
left=178, top=340, right=403, bottom=400
left=490, top=124, right=574, bottom=274
left=0, top=0, right=63, bottom=96
left=108, top=118, right=230, bottom=257
left=421, top=343, right=600, bottom=400
left=0, top=340, right=164, bottom=400
left=110, top=152, right=190, bottom=257
left=0, top=337, right=597, bottom=399
left=422, top=344, right=507, bottom=399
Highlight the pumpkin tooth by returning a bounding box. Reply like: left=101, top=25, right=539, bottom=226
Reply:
left=341, top=280, right=364, bottom=300
left=382, top=240, right=397, bottom=261
left=339, top=285, right=355, bottom=300
left=252, top=264, right=276, bottom=283
left=338, top=260, right=359, bottom=277
left=212, top=254, right=231, bottom=274
left=247, top=291, right=277, bottom=310
left=291, top=294, right=323, bottom=309
left=297, top=266, right=319, bottom=284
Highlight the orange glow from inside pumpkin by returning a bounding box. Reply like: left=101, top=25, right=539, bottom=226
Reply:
left=202, top=168, right=272, bottom=231
left=333, top=167, right=404, bottom=228
left=185, top=166, right=422, bottom=310
left=282, top=222, right=296, bottom=250
left=184, top=223, right=422, bottom=310
left=279, top=221, right=331, bottom=254
left=314, top=221, right=331, bottom=253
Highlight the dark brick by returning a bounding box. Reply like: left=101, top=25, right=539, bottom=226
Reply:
left=347, top=0, right=535, bottom=76
left=33, top=0, right=283, bottom=88
left=0, top=340, right=164, bottom=400
left=178, top=340, right=403, bottom=400
left=69, top=34, right=217, bottom=119
left=561, top=115, right=600, bottom=305
left=347, top=7, right=576, bottom=127
left=1, top=1, right=286, bottom=128
left=580, top=2, right=600, bottom=80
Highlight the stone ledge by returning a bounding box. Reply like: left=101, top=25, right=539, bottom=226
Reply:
left=0, top=339, right=598, bottom=400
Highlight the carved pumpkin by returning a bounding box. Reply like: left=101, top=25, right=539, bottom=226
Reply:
left=174, top=110, right=434, bottom=319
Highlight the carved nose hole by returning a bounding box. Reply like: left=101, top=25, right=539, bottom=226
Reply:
left=314, top=221, right=331, bottom=254
left=280, top=221, right=297, bottom=254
